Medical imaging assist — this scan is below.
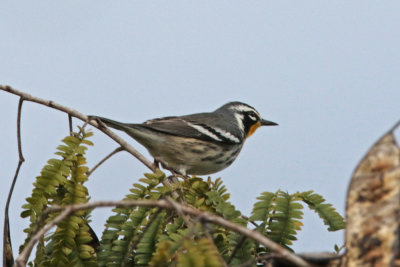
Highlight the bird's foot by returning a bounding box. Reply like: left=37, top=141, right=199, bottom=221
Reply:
left=169, top=170, right=190, bottom=180
left=153, top=159, right=161, bottom=170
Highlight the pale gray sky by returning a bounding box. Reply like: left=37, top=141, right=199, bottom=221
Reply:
left=1, top=1, right=400, bottom=258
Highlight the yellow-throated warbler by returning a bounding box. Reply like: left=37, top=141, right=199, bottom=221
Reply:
left=91, top=102, right=277, bottom=175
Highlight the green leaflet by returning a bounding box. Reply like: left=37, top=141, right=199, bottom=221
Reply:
left=249, top=192, right=275, bottom=222
left=205, top=189, right=254, bottom=264
left=135, top=211, right=166, bottom=266
left=267, top=191, right=304, bottom=250
left=298, top=190, right=345, bottom=231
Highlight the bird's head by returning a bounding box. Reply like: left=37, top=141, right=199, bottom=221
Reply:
left=216, top=102, right=278, bottom=139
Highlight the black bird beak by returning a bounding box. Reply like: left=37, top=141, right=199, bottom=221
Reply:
left=260, top=119, right=278, bottom=126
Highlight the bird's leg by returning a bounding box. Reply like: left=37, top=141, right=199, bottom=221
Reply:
left=153, top=158, right=161, bottom=170
left=153, top=157, right=189, bottom=180
left=167, top=175, right=180, bottom=184
left=154, top=157, right=172, bottom=173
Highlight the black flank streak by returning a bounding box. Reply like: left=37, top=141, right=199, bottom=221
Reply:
left=183, top=142, right=209, bottom=153
left=226, top=159, right=235, bottom=166
left=201, top=153, right=224, bottom=162
left=205, top=143, right=218, bottom=149
left=230, top=148, right=241, bottom=157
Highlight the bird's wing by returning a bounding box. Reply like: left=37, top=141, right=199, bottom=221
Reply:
left=137, top=114, right=240, bottom=144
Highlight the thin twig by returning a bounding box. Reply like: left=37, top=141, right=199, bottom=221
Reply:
left=14, top=199, right=311, bottom=267
left=0, top=85, right=155, bottom=172
left=68, top=114, right=73, bottom=135
left=201, top=224, right=229, bottom=267
left=87, top=147, right=124, bottom=177
left=241, top=214, right=259, bottom=228
left=164, top=197, right=191, bottom=226
left=227, top=235, right=247, bottom=264
left=3, top=98, right=25, bottom=267
left=389, top=119, right=400, bottom=133
left=16, top=98, right=24, bottom=161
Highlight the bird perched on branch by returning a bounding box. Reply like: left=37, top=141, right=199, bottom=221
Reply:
left=90, top=102, right=277, bottom=176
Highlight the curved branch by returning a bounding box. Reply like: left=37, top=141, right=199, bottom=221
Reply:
left=15, top=199, right=311, bottom=267
left=3, top=98, right=25, bottom=267
left=0, top=85, right=155, bottom=172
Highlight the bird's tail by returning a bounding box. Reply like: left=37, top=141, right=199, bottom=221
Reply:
left=88, top=116, right=132, bottom=131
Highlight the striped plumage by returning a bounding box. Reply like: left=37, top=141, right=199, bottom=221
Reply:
left=91, top=102, right=277, bottom=175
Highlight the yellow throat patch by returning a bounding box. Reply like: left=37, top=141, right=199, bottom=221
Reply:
left=246, top=121, right=261, bottom=139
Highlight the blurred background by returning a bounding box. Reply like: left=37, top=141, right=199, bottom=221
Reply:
left=1, top=1, right=400, bottom=258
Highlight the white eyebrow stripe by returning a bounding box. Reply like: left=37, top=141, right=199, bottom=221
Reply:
left=230, top=105, right=259, bottom=115
left=214, top=127, right=240, bottom=143
left=185, top=121, right=223, bottom=141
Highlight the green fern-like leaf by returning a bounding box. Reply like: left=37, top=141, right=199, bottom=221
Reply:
left=49, top=212, right=96, bottom=267
left=205, top=190, right=254, bottom=263
left=135, top=211, right=166, bottom=266
left=209, top=177, right=230, bottom=201
left=266, top=191, right=304, bottom=250
left=21, top=127, right=95, bottom=266
left=249, top=192, right=276, bottom=223
left=299, top=191, right=345, bottom=231
left=97, top=170, right=167, bottom=266
left=21, top=158, right=71, bottom=247
left=48, top=132, right=95, bottom=266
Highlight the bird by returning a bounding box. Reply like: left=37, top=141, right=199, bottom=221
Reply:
left=90, top=102, right=277, bottom=176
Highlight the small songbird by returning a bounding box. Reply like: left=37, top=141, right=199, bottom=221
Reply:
left=90, top=102, right=277, bottom=176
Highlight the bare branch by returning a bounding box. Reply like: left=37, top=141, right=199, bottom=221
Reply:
left=15, top=199, right=311, bottom=267
left=0, top=85, right=155, bottom=172
left=3, top=98, right=25, bottom=267
left=87, top=146, right=124, bottom=177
